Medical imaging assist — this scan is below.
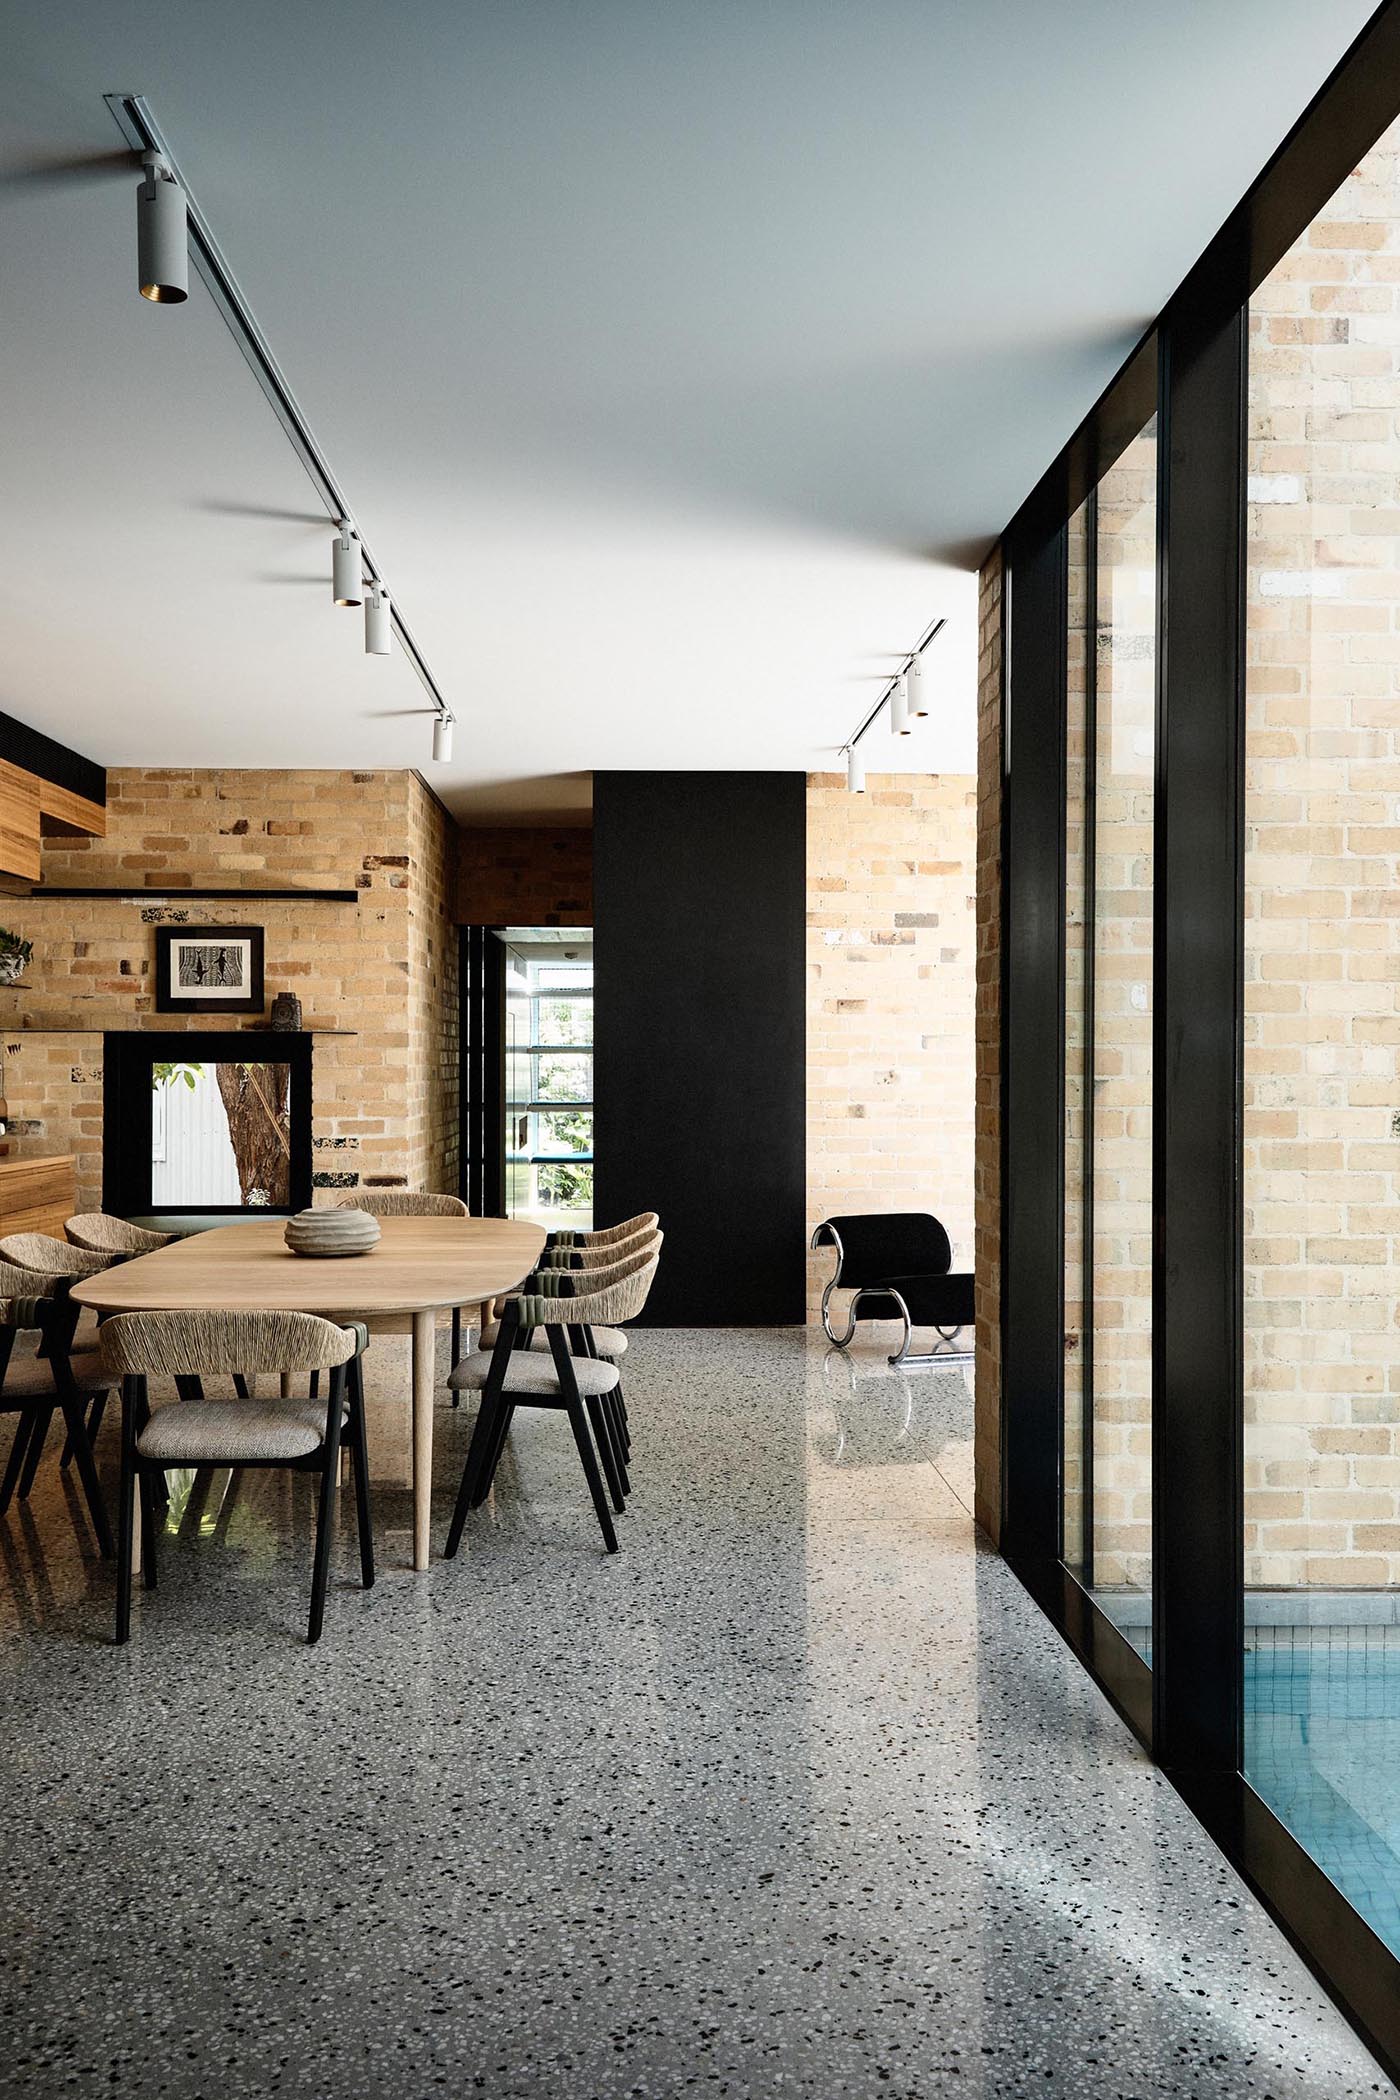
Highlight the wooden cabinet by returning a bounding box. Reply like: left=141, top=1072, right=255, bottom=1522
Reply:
left=0, top=1154, right=76, bottom=1240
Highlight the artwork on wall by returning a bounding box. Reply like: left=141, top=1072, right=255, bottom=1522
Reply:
left=154, top=925, right=265, bottom=1015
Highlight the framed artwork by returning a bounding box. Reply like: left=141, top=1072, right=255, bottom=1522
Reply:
left=154, top=925, right=265, bottom=1015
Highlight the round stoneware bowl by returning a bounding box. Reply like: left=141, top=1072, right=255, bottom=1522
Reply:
left=283, top=1207, right=381, bottom=1259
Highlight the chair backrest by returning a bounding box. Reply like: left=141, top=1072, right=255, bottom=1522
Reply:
left=810, top=1212, right=953, bottom=1288
left=338, top=1191, right=469, bottom=1218
left=65, top=1212, right=175, bottom=1257
left=100, top=1309, right=360, bottom=1379
left=0, top=1259, right=61, bottom=1327
left=0, top=1233, right=113, bottom=1279
left=551, top=1211, right=659, bottom=1250
left=517, top=1242, right=661, bottom=1329
left=537, top=1224, right=657, bottom=1270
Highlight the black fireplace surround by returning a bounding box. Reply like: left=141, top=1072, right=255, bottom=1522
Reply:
left=102, top=1030, right=313, bottom=1221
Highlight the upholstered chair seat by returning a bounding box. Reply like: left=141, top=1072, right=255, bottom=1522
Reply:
left=448, top=1350, right=620, bottom=1398
left=478, top=1318, right=628, bottom=1360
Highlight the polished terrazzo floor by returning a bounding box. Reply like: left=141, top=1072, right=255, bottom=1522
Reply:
left=0, top=1329, right=1391, bottom=2099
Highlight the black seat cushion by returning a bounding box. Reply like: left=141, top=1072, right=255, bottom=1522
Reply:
left=813, top=1212, right=952, bottom=1288
left=853, top=1272, right=975, bottom=1329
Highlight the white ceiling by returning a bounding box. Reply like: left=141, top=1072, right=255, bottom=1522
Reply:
left=0, top=1, right=1379, bottom=821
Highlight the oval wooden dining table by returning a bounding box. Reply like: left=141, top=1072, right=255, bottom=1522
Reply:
left=71, top=1214, right=546, bottom=1570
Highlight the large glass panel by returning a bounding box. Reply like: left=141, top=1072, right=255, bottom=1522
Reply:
left=150, top=1057, right=291, bottom=1209
left=1085, top=418, right=1157, bottom=1651
left=1244, top=116, right=1400, bottom=1954
left=502, top=934, right=594, bottom=1228
left=1063, top=496, right=1091, bottom=1572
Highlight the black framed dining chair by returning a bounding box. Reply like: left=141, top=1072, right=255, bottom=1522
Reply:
left=102, top=1308, right=374, bottom=1645
left=0, top=1259, right=114, bottom=1554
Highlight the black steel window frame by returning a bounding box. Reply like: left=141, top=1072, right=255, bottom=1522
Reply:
left=995, top=1, right=1400, bottom=2077
left=460, top=925, right=506, bottom=1217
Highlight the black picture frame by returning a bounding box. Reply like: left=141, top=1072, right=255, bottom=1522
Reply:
left=154, top=925, right=265, bottom=1015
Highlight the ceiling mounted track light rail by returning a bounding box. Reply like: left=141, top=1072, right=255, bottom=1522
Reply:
left=106, top=91, right=455, bottom=763
left=839, top=616, right=947, bottom=791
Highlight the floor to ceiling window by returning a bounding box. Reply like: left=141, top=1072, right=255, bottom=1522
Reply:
left=995, top=9, right=1400, bottom=2068
left=1242, top=109, right=1400, bottom=1959
left=501, top=931, right=594, bottom=1230
left=1062, top=422, right=1158, bottom=1653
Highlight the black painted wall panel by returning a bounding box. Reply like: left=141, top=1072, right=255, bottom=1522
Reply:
left=593, top=771, right=806, bottom=1326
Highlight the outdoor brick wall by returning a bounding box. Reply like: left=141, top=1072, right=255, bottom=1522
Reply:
left=1244, top=114, right=1400, bottom=1588
left=0, top=768, right=459, bottom=1208
left=806, top=771, right=976, bottom=1326
left=974, top=549, right=1002, bottom=1545
left=453, top=826, right=591, bottom=926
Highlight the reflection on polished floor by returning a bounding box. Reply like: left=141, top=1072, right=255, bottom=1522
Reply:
left=0, top=1331, right=1386, bottom=2098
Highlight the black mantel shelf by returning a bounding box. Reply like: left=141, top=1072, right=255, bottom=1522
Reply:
left=1, top=1026, right=357, bottom=1037
left=24, top=887, right=360, bottom=904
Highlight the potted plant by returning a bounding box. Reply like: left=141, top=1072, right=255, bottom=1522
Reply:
left=0, top=929, right=33, bottom=987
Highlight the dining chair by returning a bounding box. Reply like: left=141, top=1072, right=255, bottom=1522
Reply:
left=0, top=1259, right=114, bottom=1554
left=338, top=1190, right=472, bottom=1368
left=102, top=1308, right=374, bottom=1645
left=545, top=1211, right=658, bottom=1252
left=445, top=1243, right=661, bottom=1557
left=64, top=1213, right=177, bottom=1258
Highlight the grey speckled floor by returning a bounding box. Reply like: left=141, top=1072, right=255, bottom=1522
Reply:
left=0, top=1329, right=1391, bottom=2099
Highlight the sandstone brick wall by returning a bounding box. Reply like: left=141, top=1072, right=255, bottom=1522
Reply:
left=974, top=549, right=1002, bottom=1544
left=806, top=772, right=976, bottom=1324
left=1, top=768, right=459, bottom=1208
left=1244, top=114, right=1400, bottom=1588
left=453, top=826, right=591, bottom=926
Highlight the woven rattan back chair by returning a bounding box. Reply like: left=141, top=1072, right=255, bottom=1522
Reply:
left=0, top=1260, right=113, bottom=1553
left=446, top=1244, right=661, bottom=1558
left=0, top=1234, right=113, bottom=1280
left=339, top=1191, right=468, bottom=1218
left=339, top=1191, right=472, bottom=1367
left=64, top=1213, right=176, bottom=1258
left=547, top=1211, right=658, bottom=1252
left=536, top=1225, right=657, bottom=1271
left=102, top=1309, right=374, bottom=1645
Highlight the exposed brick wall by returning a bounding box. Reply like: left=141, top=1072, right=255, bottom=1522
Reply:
left=0, top=768, right=459, bottom=1208
left=806, top=772, right=976, bottom=1318
left=1244, top=115, right=1400, bottom=1587
left=974, top=549, right=1003, bottom=1544
left=454, top=826, right=591, bottom=926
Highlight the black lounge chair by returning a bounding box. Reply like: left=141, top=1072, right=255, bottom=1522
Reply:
left=810, top=1211, right=974, bottom=1368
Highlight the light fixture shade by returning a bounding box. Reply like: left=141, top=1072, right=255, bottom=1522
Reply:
left=432, top=715, right=455, bottom=764
left=889, top=671, right=911, bottom=736
left=907, top=653, right=929, bottom=717
left=137, top=162, right=188, bottom=304
left=365, top=582, right=392, bottom=655
left=847, top=745, right=866, bottom=794
left=332, top=525, right=362, bottom=607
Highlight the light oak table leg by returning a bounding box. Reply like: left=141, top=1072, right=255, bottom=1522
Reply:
left=412, top=1309, right=434, bottom=1571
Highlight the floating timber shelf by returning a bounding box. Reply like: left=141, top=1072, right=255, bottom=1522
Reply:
left=24, top=887, right=361, bottom=903
left=0, top=1025, right=358, bottom=1037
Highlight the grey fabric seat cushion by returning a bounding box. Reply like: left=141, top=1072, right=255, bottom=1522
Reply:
left=478, top=1319, right=628, bottom=1360
left=137, top=1396, right=345, bottom=1464
left=447, top=1350, right=620, bottom=1397
left=3, top=1349, right=107, bottom=1400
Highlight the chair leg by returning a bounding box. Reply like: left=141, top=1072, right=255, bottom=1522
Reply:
left=59, top=1389, right=116, bottom=1558
left=586, top=1394, right=626, bottom=1513
left=349, top=1355, right=374, bottom=1590
left=603, top=1391, right=630, bottom=1496
left=115, top=1377, right=140, bottom=1644
left=0, top=1408, right=37, bottom=1515
left=562, top=1389, right=618, bottom=1554
left=548, top=1326, right=617, bottom=1553
left=450, top=1306, right=462, bottom=1377
left=137, top=1463, right=159, bottom=1589
left=233, top=1373, right=251, bottom=1400
left=446, top=1326, right=518, bottom=1551
left=17, top=1405, right=54, bottom=1500
left=307, top=1365, right=347, bottom=1643
left=62, top=1390, right=109, bottom=1472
